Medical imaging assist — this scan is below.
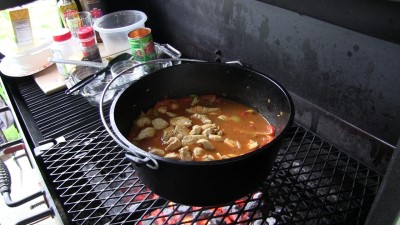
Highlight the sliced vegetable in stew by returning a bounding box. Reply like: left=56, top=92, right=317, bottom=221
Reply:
left=128, top=95, right=275, bottom=161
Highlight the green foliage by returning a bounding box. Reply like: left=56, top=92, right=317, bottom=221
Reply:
left=3, top=124, right=20, bottom=141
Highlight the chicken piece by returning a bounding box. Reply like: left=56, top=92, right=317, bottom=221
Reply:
left=221, top=155, right=229, bottom=159
left=202, top=127, right=217, bottom=136
left=136, top=117, right=151, bottom=127
left=135, top=127, right=156, bottom=140
left=189, top=125, right=202, bottom=135
left=202, top=154, right=215, bottom=161
left=247, top=140, right=259, bottom=150
left=191, top=113, right=212, bottom=124
left=221, top=154, right=238, bottom=159
left=170, top=116, right=192, bottom=127
left=186, top=106, right=220, bottom=114
left=157, top=106, right=167, bottom=114
left=217, top=115, right=230, bottom=121
left=224, top=138, right=237, bottom=148
left=209, top=134, right=224, bottom=141
left=164, top=152, right=180, bottom=159
left=179, top=146, right=193, bottom=161
left=162, top=126, right=174, bottom=142
left=166, top=111, right=177, bottom=117
left=193, top=147, right=205, bottom=158
left=201, top=123, right=217, bottom=130
left=165, top=137, right=182, bottom=151
left=182, top=135, right=207, bottom=145
left=170, top=102, right=179, bottom=110
left=152, top=118, right=169, bottom=130
left=149, top=148, right=165, bottom=157
left=173, top=124, right=191, bottom=140
left=197, top=139, right=214, bottom=150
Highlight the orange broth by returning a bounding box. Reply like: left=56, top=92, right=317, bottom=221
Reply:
left=129, top=95, right=275, bottom=161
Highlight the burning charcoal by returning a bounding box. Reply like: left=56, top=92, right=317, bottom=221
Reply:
left=250, top=219, right=265, bottom=225
left=125, top=203, right=141, bottom=213
left=73, top=152, right=86, bottom=158
left=317, top=187, right=329, bottom=196
left=266, top=217, right=277, bottom=225
left=207, top=218, right=224, bottom=225
left=277, top=161, right=290, bottom=169
left=103, top=197, right=125, bottom=215
left=192, top=208, right=214, bottom=220
left=275, top=155, right=283, bottom=161
left=289, top=160, right=302, bottom=174
left=176, top=204, right=191, bottom=212
left=244, top=200, right=260, bottom=210
left=327, top=189, right=339, bottom=202
left=252, top=191, right=263, bottom=200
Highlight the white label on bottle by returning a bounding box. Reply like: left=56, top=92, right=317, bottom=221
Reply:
left=52, top=49, right=68, bottom=76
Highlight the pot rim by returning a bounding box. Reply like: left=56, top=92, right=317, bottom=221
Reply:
left=107, top=61, right=295, bottom=167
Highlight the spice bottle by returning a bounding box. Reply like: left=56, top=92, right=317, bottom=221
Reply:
left=77, top=26, right=101, bottom=62
left=79, top=0, right=105, bottom=43
left=57, top=0, right=79, bottom=28
left=51, top=28, right=82, bottom=77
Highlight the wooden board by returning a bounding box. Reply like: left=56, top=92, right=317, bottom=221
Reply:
left=33, top=64, right=66, bottom=95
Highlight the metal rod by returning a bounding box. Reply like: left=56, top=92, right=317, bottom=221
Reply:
left=15, top=207, right=54, bottom=225
left=3, top=190, right=44, bottom=207
left=48, top=57, right=107, bottom=68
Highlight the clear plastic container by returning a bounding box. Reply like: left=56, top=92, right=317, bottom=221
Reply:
left=51, top=28, right=82, bottom=77
left=93, top=10, right=147, bottom=55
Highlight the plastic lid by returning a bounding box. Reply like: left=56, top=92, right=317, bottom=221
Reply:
left=77, top=26, right=96, bottom=47
left=77, top=26, right=94, bottom=39
left=52, top=28, right=72, bottom=42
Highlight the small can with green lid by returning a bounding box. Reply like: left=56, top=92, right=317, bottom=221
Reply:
left=128, top=27, right=156, bottom=63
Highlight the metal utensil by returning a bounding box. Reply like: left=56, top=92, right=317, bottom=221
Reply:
left=48, top=57, right=108, bottom=68
left=65, top=53, right=132, bottom=95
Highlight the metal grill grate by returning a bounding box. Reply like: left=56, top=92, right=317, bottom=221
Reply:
left=16, top=79, right=103, bottom=140
left=40, top=123, right=382, bottom=225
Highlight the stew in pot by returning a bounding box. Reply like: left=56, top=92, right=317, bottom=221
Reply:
left=128, top=95, right=275, bottom=161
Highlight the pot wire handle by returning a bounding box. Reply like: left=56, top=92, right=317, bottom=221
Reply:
left=99, top=58, right=206, bottom=169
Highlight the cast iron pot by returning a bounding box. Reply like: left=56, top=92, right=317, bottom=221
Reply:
left=108, top=61, right=294, bottom=206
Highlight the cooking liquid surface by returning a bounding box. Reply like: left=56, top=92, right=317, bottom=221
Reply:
left=128, top=95, right=275, bottom=161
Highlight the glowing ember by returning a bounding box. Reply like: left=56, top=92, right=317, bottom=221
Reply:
left=138, top=192, right=271, bottom=225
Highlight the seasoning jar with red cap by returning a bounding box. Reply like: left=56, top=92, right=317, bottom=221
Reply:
left=51, top=28, right=81, bottom=77
left=77, top=26, right=102, bottom=63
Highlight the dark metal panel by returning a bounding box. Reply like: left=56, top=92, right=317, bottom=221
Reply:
left=257, top=0, right=400, bottom=45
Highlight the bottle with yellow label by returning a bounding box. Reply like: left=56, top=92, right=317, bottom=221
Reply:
left=57, top=0, right=79, bottom=28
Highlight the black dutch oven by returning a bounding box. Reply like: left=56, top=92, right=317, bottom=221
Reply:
left=104, top=60, right=294, bottom=206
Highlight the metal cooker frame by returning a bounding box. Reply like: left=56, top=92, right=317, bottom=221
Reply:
left=0, top=62, right=395, bottom=224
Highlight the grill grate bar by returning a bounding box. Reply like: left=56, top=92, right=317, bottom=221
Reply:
left=16, top=78, right=103, bottom=140
left=40, top=124, right=382, bottom=225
